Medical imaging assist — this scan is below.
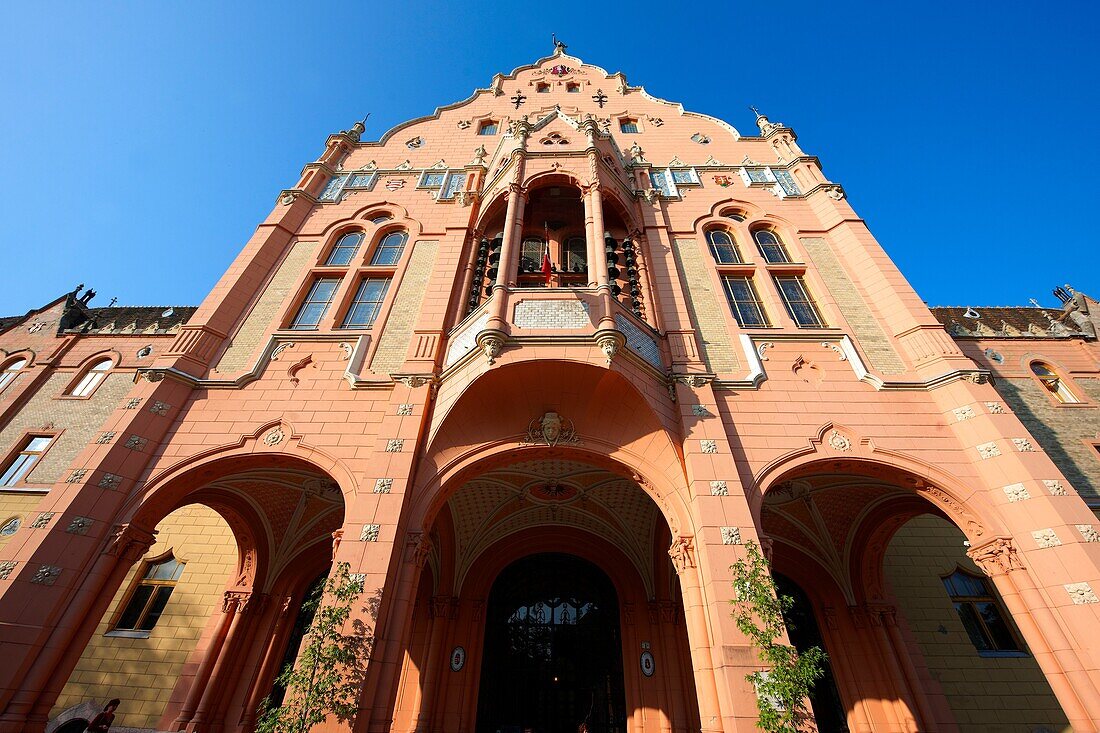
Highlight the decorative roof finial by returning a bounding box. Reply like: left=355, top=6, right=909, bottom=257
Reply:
left=552, top=33, right=567, bottom=54
left=750, top=106, right=781, bottom=135
left=345, top=113, right=369, bottom=143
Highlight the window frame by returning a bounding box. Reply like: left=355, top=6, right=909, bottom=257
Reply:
left=941, top=567, right=1027, bottom=657
left=705, top=229, right=743, bottom=265
left=1029, top=361, right=1084, bottom=406
left=289, top=276, right=343, bottom=330
left=108, top=552, right=186, bottom=637
left=721, top=275, right=771, bottom=328
left=753, top=229, right=792, bottom=264
left=369, top=230, right=409, bottom=266
left=0, top=433, right=57, bottom=489
left=619, top=118, right=640, bottom=134
left=774, top=274, right=826, bottom=328
left=339, top=277, right=392, bottom=329
left=323, top=230, right=365, bottom=267
left=63, top=356, right=116, bottom=399
left=0, top=356, right=29, bottom=393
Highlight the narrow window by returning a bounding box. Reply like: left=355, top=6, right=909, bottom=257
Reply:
left=1031, top=362, right=1079, bottom=403
left=419, top=172, right=446, bottom=189
left=754, top=230, right=791, bottom=263
left=478, top=120, right=499, bottom=135
left=942, top=569, right=1022, bottom=653
left=619, top=118, right=639, bottom=134
left=722, top=210, right=746, bottom=222
left=325, top=232, right=364, bottom=266
left=649, top=171, right=675, bottom=197
left=537, top=83, right=550, bottom=93
left=291, top=278, right=341, bottom=330
left=518, top=238, right=545, bottom=275
left=370, top=231, right=408, bottom=266
left=370, top=214, right=393, bottom=224
left=775, top=275, right=824, bottom=327
left=670, top=168, right=698, bottom=185
left=564, top=237, right=588, bottom=274
left=114, top=555, right=186, bottom=632
left=340, top=278, right=391, bottom=329
left=0, top=358, right=27, bottom=392
left=441, top=172, right=467, bottom=200
left=69, top=358, right=113, bottom=397
left=566, top=82, right=580, bottom=93
left=722, top=276, right=770, bottom=327
left=1, top=436, right=53, bottom=487
left=705, top=230, right=742, bottom=264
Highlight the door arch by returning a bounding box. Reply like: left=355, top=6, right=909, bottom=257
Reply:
left=475, top=553, right=627, bottom=733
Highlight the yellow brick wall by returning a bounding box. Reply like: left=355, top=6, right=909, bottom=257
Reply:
left=369, top=240, right=439, bottom=375
left=0, top=372, right=132, bottom=485
left=0, top=493, right=47, bottom=547
left=884, top=515, right=1068, bottom=732
left=51, top=504, right=238, bottom=730
left=670, top=238, right=740, bottom=374
left=214, top=240, right=320, bottom=374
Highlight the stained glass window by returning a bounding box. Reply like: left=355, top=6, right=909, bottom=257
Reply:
left=754, top=230, right=791, bottom=263
left=619, top=119, right=639, bottom=133
left=341, top=278, right=391, bottom=328
left=942, top=569, right=1023, bottom=653
left=420, top=172, right=446, bottom=189
left=746, top=168, right=770, bottom=183
left=0, top=436, right=53, bottom=487
left=325, top=232, right=364, bottom=266
left=649, top=171, right=675, bottom=197
left=773, top=169, right=801, bottom=196
left=291, top=278, right=341, bottom=329
left=370, top=232, right=408, bottom=266
left=775, top=276, right=824, bottom=327
left=722, top=276, right=770, bottom=327
left=670, top=168, right=699, bottom=185
left=441, top=172, right=467, bottom=200
left=319, top=174, right=349, bottom=202
left=347, top=173, right=375, bottom=189
left=705, top=230, right=742, bottom=264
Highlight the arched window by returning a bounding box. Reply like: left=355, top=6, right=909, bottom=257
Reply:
left=705, top=229, right=742, bottom=264
left=325, top=232, right=364, bottom=266
left=370, top=231, right=408, bottom=266
left=112, top=554, right=186, bottom=633
left=563, top=237, right=587, bottom=274
left=68, top=358, right=113, bottom=397
left=942, top=568, right=1023, bottom=654
left=754, top=230, right=791, bottom=263
left=1031, top=362, right=1079, bottom=403
left=0, top=358, right=27, bottom=392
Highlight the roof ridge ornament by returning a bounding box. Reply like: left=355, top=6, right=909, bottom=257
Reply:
left=552, top=33, right=567, bottom=55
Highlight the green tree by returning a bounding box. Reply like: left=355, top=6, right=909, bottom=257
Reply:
left=256, top=562, right=375, bottom=733
left=731, top=540, right=826, bottom=732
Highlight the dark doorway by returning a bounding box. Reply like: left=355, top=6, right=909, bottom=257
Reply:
left=774, top=573, right=849, bottom=732
left=475, top=553, right=627, bottom=733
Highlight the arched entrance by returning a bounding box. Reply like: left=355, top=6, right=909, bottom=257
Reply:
left=476, top=553, right=627, bottom=733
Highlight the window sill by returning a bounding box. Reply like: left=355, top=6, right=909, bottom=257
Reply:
left=0, top=486, right=50, bottom=495
left=976, top=650, right=1028, bottom=659
left=104, top=629, right=152, bottom=639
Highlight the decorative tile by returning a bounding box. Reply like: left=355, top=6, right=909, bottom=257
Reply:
left=148, top=400, right=171, bottom=416
left=66, top=516, right=93, bottom=535
left=385, top=439, right=404, bottom=453
left=1065, top=582, right=1099, bottom=605
left=1032, top=529, right=1061, bottom=548
left=984, top=401, right=1005, bottom=414
left=691, top=404, right=710, bottom=417
left=397, top=404, right=414, bottom=416
left=30, top=512, right=55, bottom=529
left=827, top=431, right=851, bottom=451
left=361, top=524, right=380, bottom=542
left=513, top=299, right=590, bottom=329
left=98, top=473, right=122, bottom=490
left=1003, top=483, right=1030, bottom=503
left=31, top=565, right=61, bottom=585
left=0, top=560, right=16, bottom=580
left=952, top=406, right=975, bottom=422
left=976, top=441, right=1001, bottom=459
left=710, top=480, right=729, bottom=497
left=721, top=527, right=742, bottom=545
left=123, top=397, right=142, bottom=410
left=124, top=435, right=148, bottom=452
left=1012, top=438, right=1036, bottom=452
left=95, top=431, right=116, bottom=445
left=264, top=427, right=284, bottom=446
left=1043, top=479, right=1069, bottom=496
left=66, top=469, right=87, bottom=484
left=374, top=478, right=393, bottom=494
left=349, top=573, right=367, bottom=591
left=700, top=439, right=717, bottom=454
left=1076, top=525, right=1100, bottom=543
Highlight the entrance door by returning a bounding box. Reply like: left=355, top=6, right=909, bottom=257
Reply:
left=475, top=553, right=627, bottom=733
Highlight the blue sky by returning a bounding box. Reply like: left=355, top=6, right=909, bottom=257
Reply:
left=1, top=1, right=1097, bottom=315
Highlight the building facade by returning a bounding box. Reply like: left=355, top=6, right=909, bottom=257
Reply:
left=1, top=45, right=1099, bottom=733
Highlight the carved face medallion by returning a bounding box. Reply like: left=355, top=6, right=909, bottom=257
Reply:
left=541, top=412, right=562, bottom=445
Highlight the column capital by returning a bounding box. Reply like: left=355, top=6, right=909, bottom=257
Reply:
left=967, top=536, right=1025, bottom=577
left=104, top=523, right=158, bottom=563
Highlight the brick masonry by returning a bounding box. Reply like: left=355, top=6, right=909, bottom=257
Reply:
left=670, top=238, right=740, bottom=373
left=513, top=299, right=590, bottom=329
left=370, top=240, right=439, bottom=375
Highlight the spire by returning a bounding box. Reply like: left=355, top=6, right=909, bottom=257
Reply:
left=552, top=33, right=567, bottom=55
left=340, top=114, right=369, bottom=143
left=750, top=106, right=781, bottom=136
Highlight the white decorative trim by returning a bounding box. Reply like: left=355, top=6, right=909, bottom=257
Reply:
left=1043, top=479, right=1069, bottom=496
left=952, top=406, right=976, bottom=422
left=1065, top=582, right=1099, bottom=605
left=1012, top=438, right=1037, bottom=452
left=721, top=527, right=742, bottom=545
left=710, top=481, right=729, bottom=496
left=1032, top=529, right=1061, bottom=548
left=977, top=441, right=1002, bottom=459
left=1002, top=483, right=1030, bottom=502
left=700, top=439, right=718, bottom=454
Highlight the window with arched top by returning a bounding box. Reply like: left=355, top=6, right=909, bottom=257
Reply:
left=942, top=568, right=1023, bottom=654
left=705, top=229, right=742, bottom=264
left=721, top=210, right=746, bottom=222
left=325, top=231, right=364, bottom=266
left=112, top=554, right=186, bottom=633
left=754, top=229, right=791, bottom=263
left=1031, top=362, right=1080, bottom=404
left=370, top=231, right=408, bottom=266
left=68, top=358, right=113, bottom=397
left=0, top=358, right=28, bottom=392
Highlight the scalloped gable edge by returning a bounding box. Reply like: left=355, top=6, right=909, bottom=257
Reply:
left=361, top=51, right=741, bottom=147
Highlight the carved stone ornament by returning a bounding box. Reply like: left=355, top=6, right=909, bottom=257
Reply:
left=223, top=590, right=252, bottom=613
left=700, top=439, right=718, bottom=454
left=668, top=536, right=694, bottom=574
left=338, top=342, right=354, bottom=360
left=976, top=441, right=1002, bottom=459
left=710, top=480, right=729, bottom=496
left=66, top=516, right=93, bottom=535
left=676, top=374, right=714, bottom=388
left=105, top=523, right=158, bottom=562
left=1032, top=529, right=1061, bottom=548
left=361, top=524, right=381, bottom=542
left=28, top=321, right=46, bottom=333
left=385, top=439, right=404, bottom=453
left=408, top=531, right=433, bottom=568
left=1044, top=479, right=1069, bottom=496
left=98, top=473, right=122, bottom=490
left=1065, top=582, right=1099, bottom=605
left=966, top=537, right=1024, bottom=576
left=66, top=469, right=87, bottom=484
left=757, top=341, right=774, bottom=361
left=825, top=186, right=845, bottom=201
left=597, top=334, right=620, bottom=366
left=721, top=527, right=742, bottom=545
left=124, top=397, right=142, bottom=410
left=0, top=560, right=16, bottom=580
left=30, top=512, right=55, bottom=529
left=1076, top=525, right=1100, bottom=543
left=397, top=403, right=414, bottom=416
left=953, top=406, right=976, bottom=422
left=140, top=370, right=165, bottom=383
left=522, top=412, right=580, bottom=447
left=821, top=341, right=847, bottom=361
left=395, top=375, right=436, bottom=389
left=148, top=400, right=171, bottom=416
left=827, top=430, right=852, bottom=451
left=270, top=342, right=295, bottom=361
left=374, top=478, right=393, bottom=494
left=985, top=401, right=1006, bottom=414
left=1012, top=438, right=1037, bottom=452
left=263, top=427, right=285, bottom=446
left=480, top=334, right=504, bottom=364
left=692, top=404, right=710, bottom=417
left=31, top=565, right=62, bottom=586
left=1003, top=483, right=1031, bottom=503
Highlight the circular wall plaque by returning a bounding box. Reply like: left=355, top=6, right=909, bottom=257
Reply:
left=450, top=646, right=466, bottom=672
left=640, top=651, right=655, bottom=677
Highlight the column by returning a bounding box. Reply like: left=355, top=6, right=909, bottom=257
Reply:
left=669, top=540, right=725, bottom=733
left=240, top=596, right=295, bottom=730
left=174, top=593, right=241, bottom=728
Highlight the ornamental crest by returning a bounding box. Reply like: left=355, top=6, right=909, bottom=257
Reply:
left=522, top=411, right=580, bottom=447
left=713, top=175, right=734, bottom=187
left=549, top=64, right=572, bottom=76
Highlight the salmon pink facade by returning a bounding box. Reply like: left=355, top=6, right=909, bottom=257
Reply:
left=1, top=45, right=1099, bottom=733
